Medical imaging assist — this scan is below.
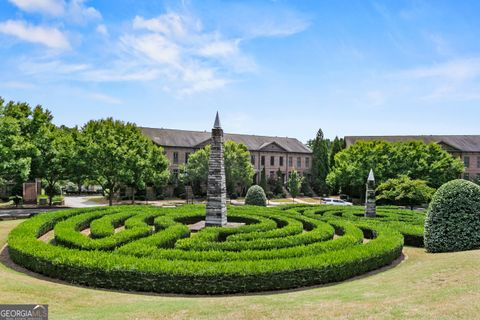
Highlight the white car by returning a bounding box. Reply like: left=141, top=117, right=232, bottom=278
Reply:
left=322, top=198, right=353, bottom=206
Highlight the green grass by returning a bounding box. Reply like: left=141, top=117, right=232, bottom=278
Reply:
left=1, top=219, right=480, bottom=319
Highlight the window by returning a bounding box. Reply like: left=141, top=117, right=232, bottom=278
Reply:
left=261, top=156, right=265, bottom=166
left=464, top=173, right=470, bottom=180
left=288, top=157, right=293, bottom=167
left=464, top=156, right=470, bottom=168
left=251, top=155, right=256, bottom=165
left=270, top=171, right=275, bottom=178
left=270, top=156, right=275, bottom=166
left=185, top=152, right=190, bottom=164
left=173, top=169, right=179, bottom=179
left=173, top=152, right=179, bottom=164
left=279, top=156, right=284, bottom=166
left=305, top=157, right=310, bottom=168
left=297, top=157, right=301, bottom=168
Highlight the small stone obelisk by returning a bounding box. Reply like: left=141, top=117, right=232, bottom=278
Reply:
left=205, top=112, right=228, bottom=226
left=365, top=169, right=376, bottom=217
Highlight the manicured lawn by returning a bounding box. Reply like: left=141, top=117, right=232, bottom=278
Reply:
left=1, top=219, right=479, bottom=319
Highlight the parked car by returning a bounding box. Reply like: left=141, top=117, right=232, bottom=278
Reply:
left=322, top=198, right=353, bottom=206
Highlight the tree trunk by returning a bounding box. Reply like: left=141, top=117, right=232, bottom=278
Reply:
left=131, top=187, right=136, bottom=205
left=77, top=183, right=82, bottom=194
left=109, top=193, right=113, bottom=206
left=47, top=181, right=54, bottom=207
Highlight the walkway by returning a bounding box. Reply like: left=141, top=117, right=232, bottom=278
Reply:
left=64, top=196, right=106, bottom=208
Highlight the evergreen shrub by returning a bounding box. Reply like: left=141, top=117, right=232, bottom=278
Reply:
left=424, top=179, right=480, bottom=252
left=245, top=185, right=267, bottom=206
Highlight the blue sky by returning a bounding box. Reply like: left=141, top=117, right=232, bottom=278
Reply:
left=1, top=0, right=480, bottom=142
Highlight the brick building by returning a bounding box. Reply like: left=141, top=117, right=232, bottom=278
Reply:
left=345, top=135, right=480, bottom=181
left=141, top=127, right=312, bottom=184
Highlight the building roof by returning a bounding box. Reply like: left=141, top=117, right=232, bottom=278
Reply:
left=140, top=127, right=312, bottom=154
left=345, top=135, right=480, bottom=152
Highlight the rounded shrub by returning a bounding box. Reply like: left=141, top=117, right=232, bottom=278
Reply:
left=245, top=185, right=267, bottom=206
left=424, top=179, right=480, bottom=253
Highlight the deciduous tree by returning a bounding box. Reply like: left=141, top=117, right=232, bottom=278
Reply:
left=35, top=125, right=74, bottom=205
left=327, top=140, right=463, bottom=198
left=287, top=169, right=303, bottom=202
left=376, top=175, right=435, bottom=209
left=183, top=141, right=254, bottom=196
left=82, top=118, right=168, bottom=206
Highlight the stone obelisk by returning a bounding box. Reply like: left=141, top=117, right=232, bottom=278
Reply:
left=205, top=112, right=228, bottom=226
left=365, top=169, right=376, bottom=217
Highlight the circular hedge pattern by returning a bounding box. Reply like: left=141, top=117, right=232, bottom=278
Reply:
left=8, top=204, right=424, bottom=294
left=425, top=179, right=480, bottom=253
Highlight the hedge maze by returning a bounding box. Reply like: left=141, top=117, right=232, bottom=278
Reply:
left=8, top=204, right=425, bottom=294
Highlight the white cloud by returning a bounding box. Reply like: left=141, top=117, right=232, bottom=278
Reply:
left=80, top=67, right=160, bottom=82
left=388, top=58, right=480, bottom=103
left=19, top=59, right=88, bottom=75
left=398, top=58, right=480, bottom=81
left=8, top=0, right=65, bottom=16
left=133, top=14, right=188, bottom=38
left=67, top=0, right=101, bottom=24
left=246, top=17, right=309, bottom=38
left=178, top=64, right=230, bottom=95
left=197, top=40, right=239, bottom=57
left=3, top=7, right=307, bottom=95
left=9, top=0, right=101, bottom=23
left=96, top=24, right=108, bottom=36
left=120, top=33, right=181, bottom=66
left=120, top=12, right=259, bottom=94
left=0, top=20, right=70, bottom=49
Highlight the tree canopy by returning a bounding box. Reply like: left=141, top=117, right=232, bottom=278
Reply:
left=287, top=169, right=303, bottom=200
left=34, top=125, right=75, bottom=205
left=0, top=98, right=53, bottom=189
left=327, top=140, right=464, bottom=198
left=376, top=175, right=435, bottom=209
left=183, top=140, right=254, bottom=196
left=82, top=118, right=169, bottom=205
left=309, top=128, right=329, bottom=195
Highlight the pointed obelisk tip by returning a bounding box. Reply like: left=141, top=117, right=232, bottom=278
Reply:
left=367, top=169, right=375, bottom=181
left=213, top=111, right=222, bottom=129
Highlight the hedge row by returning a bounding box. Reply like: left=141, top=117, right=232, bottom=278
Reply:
left=283, top=204, right=425, bottom=247
left=8, top=205, right=405, bottom=294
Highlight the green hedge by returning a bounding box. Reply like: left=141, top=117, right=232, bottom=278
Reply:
left=8, top=204, right=409, bottom=294
left=284, top=204, right=425, bottom=247
left=425, top=179, right=480, bottom=253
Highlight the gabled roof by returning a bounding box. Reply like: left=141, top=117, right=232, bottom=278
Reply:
left=345, top=135, right=480, bottom=152
left=140, top=127, right=312, bottom=154
left=258, top=141, right=288, bottom=152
